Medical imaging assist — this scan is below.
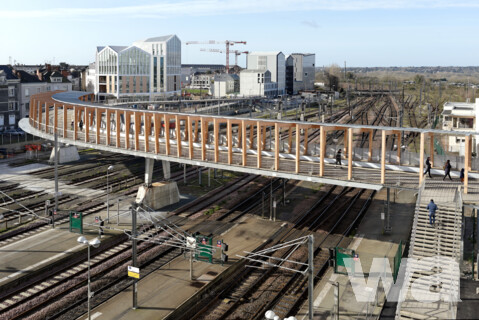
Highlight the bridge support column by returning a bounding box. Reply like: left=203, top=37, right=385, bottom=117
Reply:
left=419, top=133, right=425, bottom=186
left=465, top=134, right=470, bottom=194
left=145, top=158, right=154, bottom=186
left=348, top=128, right=353, bottom=180
left=162, top=160, right=171, bottom=180
left=397, top=132, right=402, bottom=165
left=381, top=130, right=386, bottom=184
left=429, top=133, right=434, bottom=167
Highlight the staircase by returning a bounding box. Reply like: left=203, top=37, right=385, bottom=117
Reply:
left=396, top=184, right=462, bottom=319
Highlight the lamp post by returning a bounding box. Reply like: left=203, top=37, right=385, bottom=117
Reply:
left=77, top=236, right=101, bottom=320
left=106, top=165, right=114, bottom=223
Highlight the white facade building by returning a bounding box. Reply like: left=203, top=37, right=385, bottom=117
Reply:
left=213, top=74, right=239, bottom=98
left=84, top=62, right=96, bottom=92
left=246, top=52, right=285, bottom=96
left=189, top=74, right=213, bottom=89
left=240, top=70, right=277, bottom=97
left=95, top=35, right=181, bottom=99
left=442, top=100, right=478, bottom=155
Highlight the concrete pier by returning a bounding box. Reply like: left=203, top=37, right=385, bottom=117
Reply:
left=135, top=181, right=179, bottom=210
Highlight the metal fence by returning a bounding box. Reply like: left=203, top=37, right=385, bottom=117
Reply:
left=0, top=133, right=38, bottom=146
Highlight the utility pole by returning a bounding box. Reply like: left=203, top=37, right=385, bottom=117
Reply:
left=54, top=132, right=59, bottom=227
left=308, top=235, right=315, bottom=320
left=131, top=205, right=138, bottom=309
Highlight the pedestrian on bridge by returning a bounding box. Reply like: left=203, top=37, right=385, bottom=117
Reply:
left=79, top=119, right=83, bottom=132
left=460, top=168, right=465, bottom=183
left=443, top=160, right=452, bottom=181
left=335, top=149, right=342, bottom=168
left=424, top=156, right=432, bottom=178
left=427, top=199, right=437, bottom=225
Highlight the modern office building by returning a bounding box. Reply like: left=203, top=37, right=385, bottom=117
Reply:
left=246, top=52, right=285, bottom=96
left=95, top=35, right=181, bottom=99
left=285, top=53, right=315, bottom=95
left=240, top=70, right=277, bottom=97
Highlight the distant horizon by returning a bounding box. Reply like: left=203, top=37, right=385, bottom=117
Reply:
left=2, top=1, right=479, bottom=68
left=5, top=62, right=479, bottom=69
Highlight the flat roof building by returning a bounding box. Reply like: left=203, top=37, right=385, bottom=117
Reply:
left=246, top=52, right=285, bottom=96
left=240, top=69, right=277, bottom=97
left=286, top=53, right=315, bottom=95
left=442, top=100, right=478, bottom=155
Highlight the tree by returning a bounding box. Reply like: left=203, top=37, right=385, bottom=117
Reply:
left=324, top=64, right=341, bottom=91
left=414, top=74, right=425, bottom=85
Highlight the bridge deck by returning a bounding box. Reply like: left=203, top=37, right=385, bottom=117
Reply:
left=22, top=91, right=479, bottom=193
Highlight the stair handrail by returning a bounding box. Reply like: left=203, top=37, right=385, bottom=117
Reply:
left=395, top=179, right=426, bottom=319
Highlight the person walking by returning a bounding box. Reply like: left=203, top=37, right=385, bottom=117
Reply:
left=426, top=199, right=438, bottom=225
left=443, top=159, right=452, bottom=181
left=71, top=121, right=74, bottom=131
left=79, top=119, right=83, bottom=132
left=424, top=156, right=432, bottom=178
left=336, top=149, right=342, bottom=168
left=460, top=168, right=465, bottom=183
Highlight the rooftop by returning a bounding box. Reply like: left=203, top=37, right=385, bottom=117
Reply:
left=0, top=65, right=19, bottom=80
left=140, top=35, right=175, bottom=42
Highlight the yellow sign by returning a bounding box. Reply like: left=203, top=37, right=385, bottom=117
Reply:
left=128, top=265, right=140, bottom=279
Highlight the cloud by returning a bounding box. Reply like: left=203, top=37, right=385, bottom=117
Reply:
left=302, top=20, right=320, bottom=29
left=2, top=0, right=479, bottom=19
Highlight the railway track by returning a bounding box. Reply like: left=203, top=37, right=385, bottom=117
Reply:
left=182, top=187, right=375, bottom=320
left=0, top=171, right=288, bottom=319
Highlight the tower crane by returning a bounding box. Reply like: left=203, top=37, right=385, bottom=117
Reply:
left=186, top=40, right=246, bottom=73
left=200, top=48, right=249, bottom=68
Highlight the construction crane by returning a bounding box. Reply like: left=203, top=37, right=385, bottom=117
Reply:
left=186, top=40, right=246, bottom=73
left=200, top=48, right=249, bottom=68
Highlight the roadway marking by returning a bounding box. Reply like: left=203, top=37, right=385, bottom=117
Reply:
left=0, top=244, right=84, bottom=284
left=350, top=235, right=363, bottom=251
left=84, top=312, right=102, bottom=320
left=0, top=228, right=59, bottom=252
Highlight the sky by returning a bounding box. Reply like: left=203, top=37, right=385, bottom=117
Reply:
left=1, top=0, right=479, bottom=67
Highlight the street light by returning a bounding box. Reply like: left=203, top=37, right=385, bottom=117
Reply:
left=106, top=165, right=114, bottom=222
left=77, top=236, right=101, bottom=320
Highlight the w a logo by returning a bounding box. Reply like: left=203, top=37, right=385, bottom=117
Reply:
left=343, top=256, right=460, bottom=303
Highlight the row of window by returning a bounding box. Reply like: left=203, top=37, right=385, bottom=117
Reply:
left=0, top=114, right=16, bottom=126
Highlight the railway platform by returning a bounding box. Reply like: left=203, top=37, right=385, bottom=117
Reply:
left=294, top=186, right=416, bottom=319
left=86, top=215, right=284, bottom=320
left=0, top=216, right=120, bottom=290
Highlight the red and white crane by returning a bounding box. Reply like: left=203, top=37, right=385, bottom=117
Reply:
left=200, top=48, right=249, bottom=67
left=186, top=40, right=246, bottom=73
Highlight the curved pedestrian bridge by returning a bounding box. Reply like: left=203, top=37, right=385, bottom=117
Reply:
left=20, top=91, right=478, bottom=193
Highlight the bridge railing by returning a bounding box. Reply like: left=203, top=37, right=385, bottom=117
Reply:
left=27, top=91, right=476, bottom=192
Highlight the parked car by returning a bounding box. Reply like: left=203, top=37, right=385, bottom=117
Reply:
left=3, top=129, right=20, bottom=135
left=15, top=128, right=25, bottom=136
